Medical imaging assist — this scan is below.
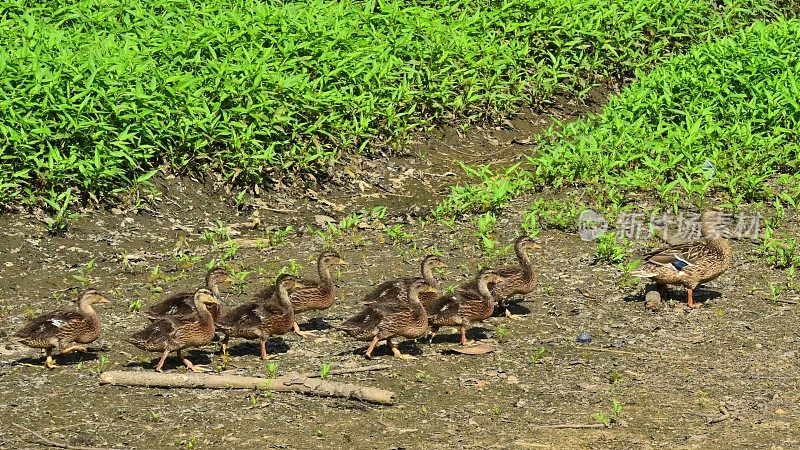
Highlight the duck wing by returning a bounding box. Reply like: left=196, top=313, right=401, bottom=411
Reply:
left=14, top=310, right=84, bottom=341
left=640, top=242, right=713, bottom=271
left=362, top=279, right=409, bottom=304
left=128, top=316, right=182, bottom=348
left=337, top=304, right=386, bottom=332
left=142, top=292, right=193, bottom=319
left=217, top=302, right=264, bottom=330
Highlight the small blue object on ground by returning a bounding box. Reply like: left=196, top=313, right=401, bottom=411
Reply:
left=576, top=331, right=592, bottom=344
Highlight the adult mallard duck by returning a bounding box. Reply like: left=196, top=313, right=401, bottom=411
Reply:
left=429, top=271, right=504, bottom=345
left=128, top=288, right=220, bottom=372
left=363, top=255, right=447, bottom=311
left=631, top=211, right=733, bottom=308
left=216, top=274, right=301, bottom=360
left=142, top=267, right=231, bottom=322
left=336, top=278, right=436, bottom=360
left=14, top=290, right=111, bottom=369
left=457, top=236, right=541, bottom=319
left=256, top=252, right=347, bottom=338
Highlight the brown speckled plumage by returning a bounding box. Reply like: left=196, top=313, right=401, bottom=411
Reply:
left=632, top=211, right=733, bottom=308
left=14, top=290, right=111, bottom=368
left=429, top=271, right=504, bottom=345
left=128, top=288, right=219, bottom=372
left=363, top=255, right=447, bottom=312
left=216, top=274, right=300, bottom=359
left=255, top=252, right=346, bottom=337
left=142, top=268, right=230, bottom=322
left=337, top=278, right=436, bottom=359
left=457, top=236, right=540, bottom=317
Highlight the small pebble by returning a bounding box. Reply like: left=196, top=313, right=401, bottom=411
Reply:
left=645, top=290, right=663, bottom=312
left=577, top=331, right=592, bottom=344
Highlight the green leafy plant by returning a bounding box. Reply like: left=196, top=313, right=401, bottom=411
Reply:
left=43, top=189, right=78, bottom=234
left=529, top=346, right=547, bottom=364
left=436, top=18, right=800, bottom=220
left=278, top=260, right=302, bottom=277
left=128, top=299, right=142, bottom=313
left=178, top=437, right=197, bottom=450
left=607, top=369, right=623, bottom=384
left=495, top=325, right=510, bottom=342
left=267, top=362, right=278, bottom=378
left=475, top=212, right=498, bottom=255
left=760, top=226, right=800, bottom=270
left=386, top=224, right=412, bottom=242
left=5, top=0, right=780, bottom=209
left=262, top=226, right=296, bottom=247
left=594, top=233, right=631, bottom=264
left=72, top=258, right=96, bottom=285
left=97, top=355, right=110, bottom=372
left=592, top=411, right=611, bottom=427
left=319, top=362, right=332, bottom=380
left=593, top=399, right=624, bottom=428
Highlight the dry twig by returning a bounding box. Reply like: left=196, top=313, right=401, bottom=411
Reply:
left=99, top=370, right=395, bottom=405
left=12, top=423, right=113, bottom=450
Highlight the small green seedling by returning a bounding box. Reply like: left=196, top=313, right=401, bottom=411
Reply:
left=319, top=362, right=332, bottom=379
left=129, top=298, right=142, bottom=312
left=529, top=346, right=547, bottom=364
left=267, top=362, right=278, bottom=378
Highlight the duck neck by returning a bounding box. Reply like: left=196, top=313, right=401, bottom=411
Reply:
left=317, top=259, right=334, bottom=293
left=78, top=299, right=100, bottom=323
left=515, top=242, right=533, bottom=278
left=193, top=300, right=213, bottom=326
left=277, top=283, right=295, bottom=315
left=702, top=222, right=732, bottom=260
left=706, top=234, right=732, bottom=260
left=407, top=289, right=426, bottom=318
left=477, top=277, right=496, bottom=307
left=206, top=274, right=221, bottom=298
left=421, top=260, right=439, bottom=288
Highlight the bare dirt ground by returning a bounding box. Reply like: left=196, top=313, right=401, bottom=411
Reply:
left=2, top=91, right=800, bottom=449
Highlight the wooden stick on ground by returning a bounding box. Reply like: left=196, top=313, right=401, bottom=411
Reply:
left=532, top=423, right=606, bottom=429
left=12, top=423, right=114, bottom=450
left=99, top=370, right=395, bottom=405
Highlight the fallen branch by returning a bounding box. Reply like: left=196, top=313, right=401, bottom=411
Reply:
left=532, top=423, right=606, bottom=429
left=774, top=299, right=799, bottom=305
left=99, top=370, right=394, bottom=405
left=12, top=423, right=113, bottom=450
left=300, top=364, right=391, bottom=378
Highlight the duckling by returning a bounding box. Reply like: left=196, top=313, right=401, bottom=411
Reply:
left=128, top=288, right=220, bottom=372
left=429, top=271, right=504, bottom=345
left=142, top=267, right=231, bottom=322
left=14, top=290, right=111, bottom=369
left=457, top=236, right=540, bottom=319
left=363, top=255, right=447, bottom=312
left=216, top=274, right=301, bottom=360
left=255, top=252, right=347, bottom=338
left=336, top=278, right=436, bottom=360
left=631, top=211, right=732, bottom=308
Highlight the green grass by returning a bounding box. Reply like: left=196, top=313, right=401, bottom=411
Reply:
left=438, top=17, right=800, bottom=219
left=0, top=0, right=786, bottom=210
